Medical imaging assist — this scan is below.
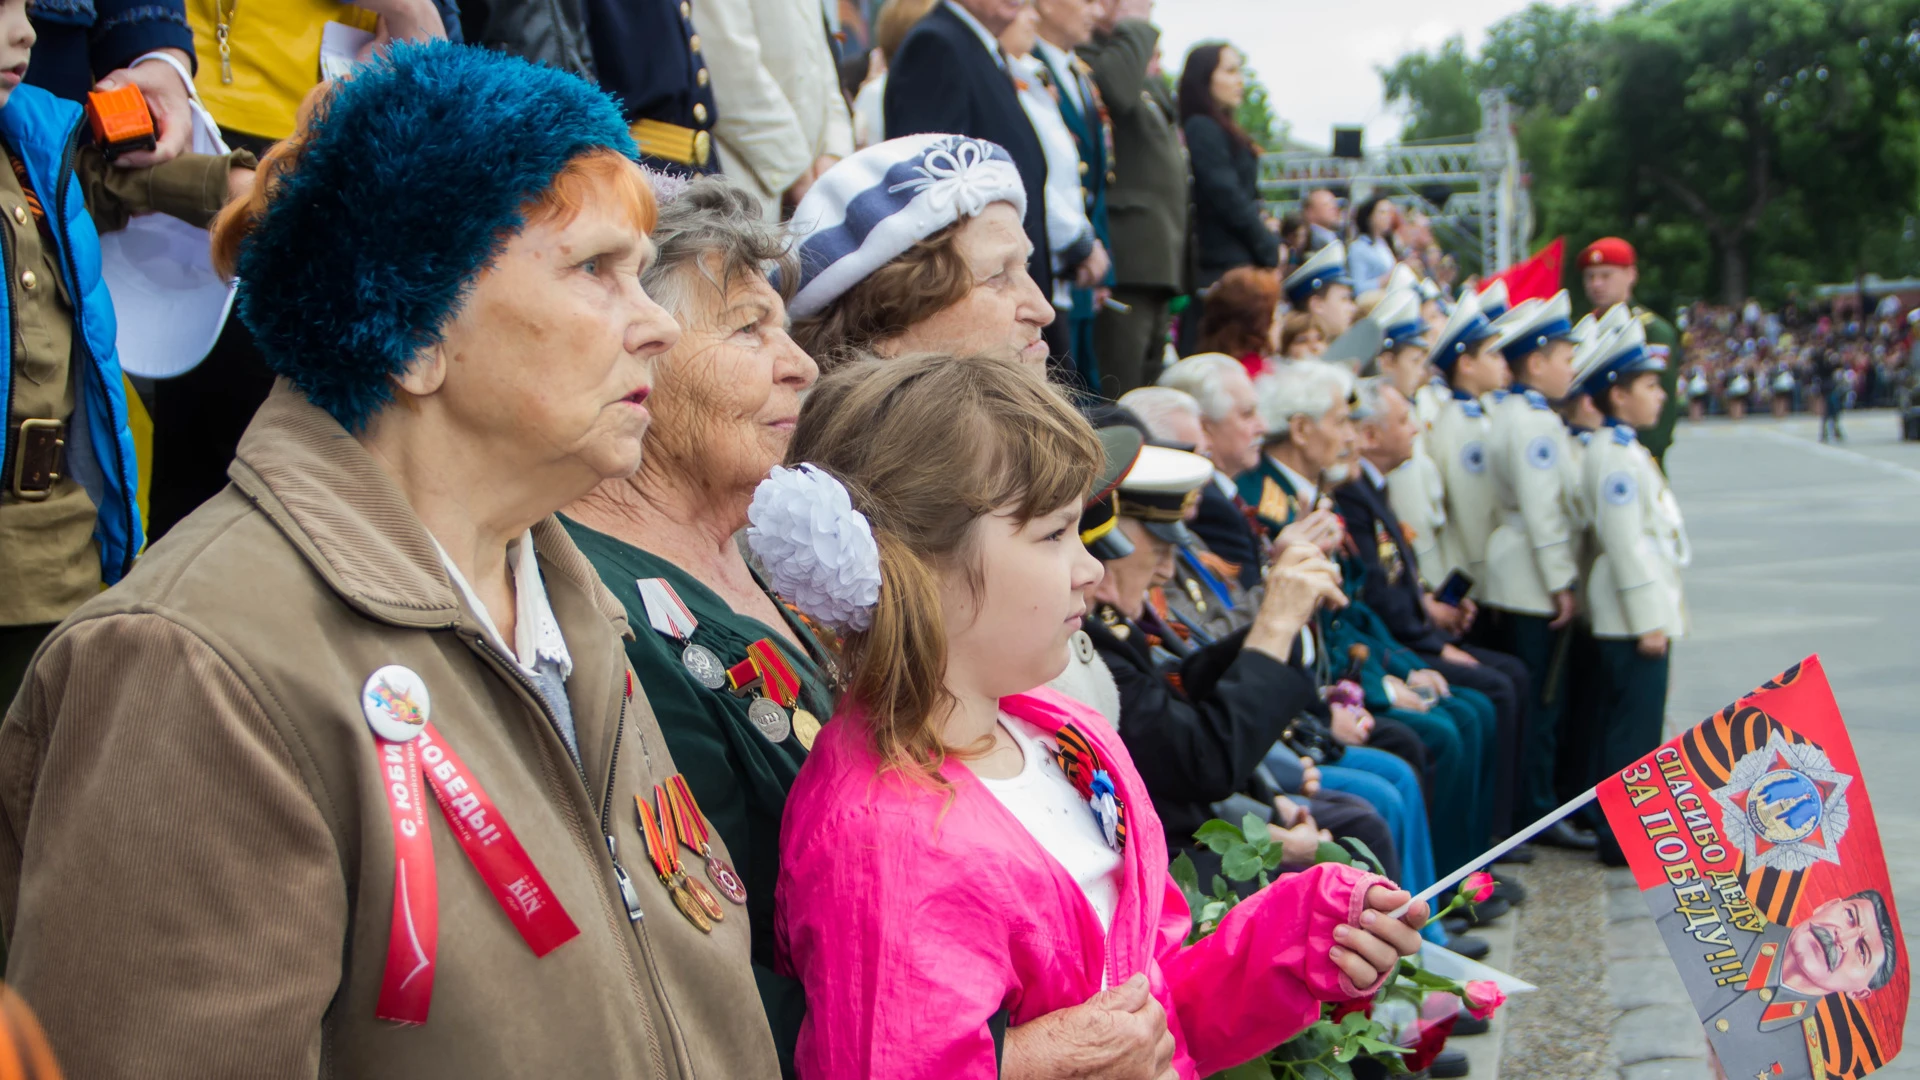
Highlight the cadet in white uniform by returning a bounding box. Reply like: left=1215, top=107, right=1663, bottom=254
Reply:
left=1424, top=288, right=1510, bottom=596
left=1368, top=288, right=1448, bottom=588
left=1571, top=317, right=1690, bottom=865
left=1284, top=241, right=1358, bottom=343
left=1481, top=291, right=1593, bottom=847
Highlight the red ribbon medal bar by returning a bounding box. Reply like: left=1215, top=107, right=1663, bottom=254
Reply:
left=665, top=773, right=748, bottom=905
left=726, top=639, right=800, bottom=744
left=362, top=665, right=581, bottom=1025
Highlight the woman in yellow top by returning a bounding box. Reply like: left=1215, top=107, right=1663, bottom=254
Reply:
left=187, top=0, right=447, bottom=142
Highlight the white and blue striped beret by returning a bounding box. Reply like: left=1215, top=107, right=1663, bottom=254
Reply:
left=786, top=134, right=1028, bottom=319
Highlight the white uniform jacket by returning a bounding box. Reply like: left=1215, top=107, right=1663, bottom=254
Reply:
left=1482, top=388, right=1581, bottom=617
left=1426, top=387, right=1500, bottom=591
left=694, top=0, right=855, bottom=220
left=1389, top=379, right=1452, bottom=587
left=1582, top=421, right=1690, bottom=640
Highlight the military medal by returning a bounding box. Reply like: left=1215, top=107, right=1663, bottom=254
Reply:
left=655, top=784, right=725, bottom=921
left=665, top=774, right=748, bottom=905
left=791, top=708, right=822, bottom=751
left=726, top=639, right=803, bottom=745
left=634, top=790, right=712, bottom=933
left=636, top=578, right=727, bottom=689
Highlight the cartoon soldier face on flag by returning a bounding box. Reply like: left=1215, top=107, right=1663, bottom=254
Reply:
left=1603, top=658, right=1907, bottom=1080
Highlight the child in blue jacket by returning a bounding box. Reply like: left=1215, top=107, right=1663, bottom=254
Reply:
left=0, top=0, right=253, bottom=702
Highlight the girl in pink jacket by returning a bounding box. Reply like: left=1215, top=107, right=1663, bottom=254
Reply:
left=759, top=355, right=1427, bottom=1079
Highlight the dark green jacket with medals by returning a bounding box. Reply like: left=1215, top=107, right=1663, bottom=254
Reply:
left=563, top=519, right=836, bottom=1076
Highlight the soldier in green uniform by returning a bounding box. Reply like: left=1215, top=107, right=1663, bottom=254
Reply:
left=1580, top=237, right=1684, bottom=469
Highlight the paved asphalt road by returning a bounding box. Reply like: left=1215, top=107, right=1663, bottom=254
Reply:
left=1663, top=409, right=1920, bottom=1078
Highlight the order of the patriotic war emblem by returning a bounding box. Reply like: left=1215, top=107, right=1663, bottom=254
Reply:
left=1711, top=730, right=1852, bottom=873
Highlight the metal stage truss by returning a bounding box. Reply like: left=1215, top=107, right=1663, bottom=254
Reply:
left=1258, top=89, right=1529, bottom=276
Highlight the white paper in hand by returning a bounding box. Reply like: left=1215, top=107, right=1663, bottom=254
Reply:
left=99, top=79, right=236, bottom=379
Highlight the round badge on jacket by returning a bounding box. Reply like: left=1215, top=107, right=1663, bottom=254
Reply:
left=363, top=665, right=431, bottom=742
left=1462, top=443, right=1488, bottom=474
left=1603, top=472, right=1638, bottom=507
left=1526, top=435, right=1558, bottom=470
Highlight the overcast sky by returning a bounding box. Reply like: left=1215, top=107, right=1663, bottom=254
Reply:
left=1153, top=0, right=1626, bottom=151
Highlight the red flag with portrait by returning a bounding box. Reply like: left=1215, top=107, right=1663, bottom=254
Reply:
left=1597, top=656, right=1906, bottom=1080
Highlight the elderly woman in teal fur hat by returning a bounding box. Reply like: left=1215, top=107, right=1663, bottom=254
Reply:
left=0, top=42, right=781, bottom=1077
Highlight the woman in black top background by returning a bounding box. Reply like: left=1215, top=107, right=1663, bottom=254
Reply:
left=1178, top=43, right=1279, bottom=289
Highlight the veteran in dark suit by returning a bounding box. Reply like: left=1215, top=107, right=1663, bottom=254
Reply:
left=885, top=0, right=1054, bottom=300
left=1079, top=0, right=1188, bottom=394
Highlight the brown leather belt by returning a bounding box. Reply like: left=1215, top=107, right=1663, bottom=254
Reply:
left=7, top=417, right=66, bottom=500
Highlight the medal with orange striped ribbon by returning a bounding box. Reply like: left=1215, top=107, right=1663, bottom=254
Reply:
left=634, top=789, right=713, bottom=932
left=666, top=773, right=748, bottom=905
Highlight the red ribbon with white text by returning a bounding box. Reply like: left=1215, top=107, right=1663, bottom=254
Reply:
left=374, top=723, right=581, bottom=1024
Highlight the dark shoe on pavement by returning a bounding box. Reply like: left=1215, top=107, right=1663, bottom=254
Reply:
left=1445, top=933, right=1491, bottom=960
left=1465, top=895, right=1511, bottom=925
left=1598, top=841, right=1628, bottom=868
left=1489, top=873, right=1527, bottom=904
left=1442, top=914, right=1470, bottom=936
left=1451, top=1009, right=1490, bottom=1037
left=1428, top=1047, right=1471, bottom=1077
left=1493, top=843, right=1535, bottom=865
left=1538, top=820, right=1598, bottom=850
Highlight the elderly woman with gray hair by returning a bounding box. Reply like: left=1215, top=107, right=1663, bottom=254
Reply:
left=562, top=176, right=1172, bottom=1080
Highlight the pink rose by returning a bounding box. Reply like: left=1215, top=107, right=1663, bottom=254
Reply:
left=1464, top=871, right=1495, bottom=904
left=1463, top=980, right=1507, bottom=1021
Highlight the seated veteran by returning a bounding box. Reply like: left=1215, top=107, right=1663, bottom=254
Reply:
left=1157, top=353, right=1347, bottom=591
left=1114, top=386, right=1246, bottom=644
left=0, top=43, right=778, bottom=1076
left=1080, top=442, right=1343, bottom=856
left=786, top=134, right=1055, bottom=369
left=1117, top=394, right=1439, bottom=918
left=558, top=176, right=830, bottom=1072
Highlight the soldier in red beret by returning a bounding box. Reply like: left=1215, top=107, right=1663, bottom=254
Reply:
left=1579, top=238, right=1685, bottom=469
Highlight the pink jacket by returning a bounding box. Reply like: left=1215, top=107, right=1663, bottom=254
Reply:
left=776, top=686, right=1390, bottom=1079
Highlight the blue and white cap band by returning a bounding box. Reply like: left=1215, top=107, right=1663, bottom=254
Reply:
left=787, top=134, right=1028, bottom=319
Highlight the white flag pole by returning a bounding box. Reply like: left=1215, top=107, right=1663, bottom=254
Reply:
left=1391, top=787, right=1600, bottom=919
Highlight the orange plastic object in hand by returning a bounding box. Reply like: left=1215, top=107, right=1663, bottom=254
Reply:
left=85, top=85, right=157, bottom=159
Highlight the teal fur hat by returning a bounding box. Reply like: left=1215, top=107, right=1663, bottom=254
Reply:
left=235, top=41, right=639, bottom=432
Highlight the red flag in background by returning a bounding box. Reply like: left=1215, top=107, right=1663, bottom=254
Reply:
left=1482, top=237, right=1565, bottom=304
left=1597, top=657, right=1906, bottom=1080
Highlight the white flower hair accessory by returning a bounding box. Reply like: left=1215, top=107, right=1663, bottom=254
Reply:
left=747, top=465, right=883, bottom=633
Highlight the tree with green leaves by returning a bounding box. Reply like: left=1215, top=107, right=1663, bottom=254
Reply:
left=1380, top=0, right=1920, bottom=308
left=1237, top=61, right=1289, bottom=149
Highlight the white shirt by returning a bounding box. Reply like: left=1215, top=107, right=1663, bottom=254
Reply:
left=851, top=73, right=887, bottom=149
left=1032, top=38, right=1085, bottom=115
left=1359, top=456, right=1387, bottom=489
left=1268, top=454, right=1320, bottom=509
left=976, top=715, right=1121, bottom=934
left=435, top=530, right=572, bottom=679
left=943, top=0, right=1006, bottom=69
left=1010, top=53, right=1092, bottom=301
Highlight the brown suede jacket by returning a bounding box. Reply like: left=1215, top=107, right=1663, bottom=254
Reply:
left=0, top=383, right=780, bottom=1079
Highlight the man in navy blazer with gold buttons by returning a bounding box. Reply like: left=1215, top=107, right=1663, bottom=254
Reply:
left=884, top=0, right=1054, bottom=300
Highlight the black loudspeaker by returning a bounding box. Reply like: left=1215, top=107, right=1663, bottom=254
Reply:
left=1332, top=127, right=1364, bottom=159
